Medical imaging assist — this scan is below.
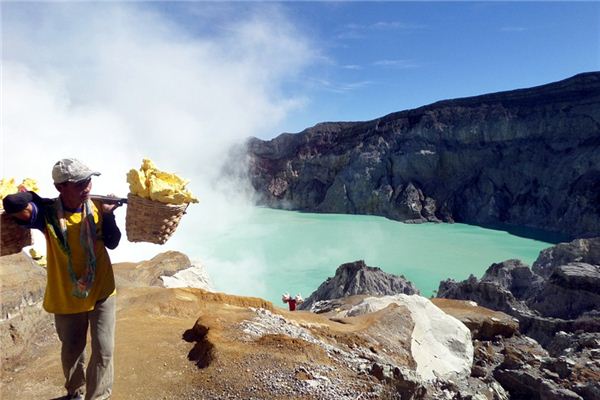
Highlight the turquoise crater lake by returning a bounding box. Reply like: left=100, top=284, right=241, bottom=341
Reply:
left=190, top=207, right=554, bottom=306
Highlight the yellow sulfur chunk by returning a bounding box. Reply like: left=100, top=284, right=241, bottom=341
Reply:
left=0, top=178, right=18, bottom=201
left=1, top=177, right=39, bottom=205
left=29, top=248, right=47, bottom=267
left=147, top=174, right=198, bottom=205
left=126, top=169, right=150, bottom=198
left=18, top=178, right=39, bottom=193
left=141, top=158, right=157, bottom=173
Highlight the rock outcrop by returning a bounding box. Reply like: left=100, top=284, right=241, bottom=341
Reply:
left=532, top=237, right=600, bottom=278
left=245, top=72, right=600, bottom=238
left=298, top=260, right=419, bottom=311
left=437, top=238, right=600, bottom=345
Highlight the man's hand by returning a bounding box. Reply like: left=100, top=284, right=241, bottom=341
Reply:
left=11, top=203, right=34, bottom=222
left=101, top=194, right=122, bottom=214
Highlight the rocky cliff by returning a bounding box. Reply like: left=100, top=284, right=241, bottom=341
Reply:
left=245, top=72, right=600, bottom=239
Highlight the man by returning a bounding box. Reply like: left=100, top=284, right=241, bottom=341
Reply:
left=3, top=158, right=121, bottom=400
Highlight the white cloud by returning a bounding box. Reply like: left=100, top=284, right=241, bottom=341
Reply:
left=1, top=2, right=316, bottom=263
left=308, top=77, right=374, bottom=94
left=372, top=21, right=427, bottom=30
left=500, top=26, right=527, bottom=32
left=372, top=59, right=419, bottom=69
left=338, top=20, right=427, bottom=40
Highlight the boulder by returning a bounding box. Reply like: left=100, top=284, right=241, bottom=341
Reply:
left=548, top=262, right=600, bottom=294
left=298, top=260, right=419, bottom=311
left=493, top=369, right=583, bottom=400
left=341, top=294, right=474, bottom=381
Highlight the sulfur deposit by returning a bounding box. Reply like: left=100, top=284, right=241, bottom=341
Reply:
left=126, top=159, right=198, bottom=205
left=0, top=178, right=39, bottom=202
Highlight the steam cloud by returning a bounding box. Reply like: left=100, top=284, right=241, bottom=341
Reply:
left=2, top=3, right=315, bottom=264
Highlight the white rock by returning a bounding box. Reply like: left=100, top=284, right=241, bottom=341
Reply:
left=160, top=263, right=214, bottom=291
left=345, top=294, right=474, bottom=381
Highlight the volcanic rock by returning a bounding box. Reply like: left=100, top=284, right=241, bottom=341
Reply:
left=482, top=259, right=544, bottom=299
left=528, top=263, right=600, bottom=319
left=298, top=260, right=419, bottom=311
left=532, top=237, right=600, bottom=279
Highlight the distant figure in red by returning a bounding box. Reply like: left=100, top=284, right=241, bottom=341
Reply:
left=282, top=293, right=304, bottom=311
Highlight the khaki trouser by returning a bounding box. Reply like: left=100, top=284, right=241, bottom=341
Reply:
left=54, top=295, right=116, bottom=400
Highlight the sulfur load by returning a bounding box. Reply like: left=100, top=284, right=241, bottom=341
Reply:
left=126, top=159, right=198, bottom=205
left=0, top=178, right=40, bottom=202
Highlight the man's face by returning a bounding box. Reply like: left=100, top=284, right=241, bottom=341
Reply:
left=56, top=178, right=92, bottom=207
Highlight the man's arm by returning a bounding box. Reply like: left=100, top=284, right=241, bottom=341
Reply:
left=2, top=192, right=45, bottom=231
left=101, top=212, right=121, bottom=250
left=99, top=197, right=122, bottom=250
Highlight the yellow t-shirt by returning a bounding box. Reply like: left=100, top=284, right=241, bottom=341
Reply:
left=43, top=201, right=116, bottom=314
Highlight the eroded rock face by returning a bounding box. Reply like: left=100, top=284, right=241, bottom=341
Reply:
left=298, top=260, right=419, bottom=311
left=245, top=72, right=600, bottom=238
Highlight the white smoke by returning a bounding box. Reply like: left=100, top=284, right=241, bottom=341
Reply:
left=1, top=3, right=315, bottom=263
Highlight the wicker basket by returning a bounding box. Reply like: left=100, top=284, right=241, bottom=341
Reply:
left=125, top=194, right=188, bottom=245
left=1, top=210, right=33, bottom=256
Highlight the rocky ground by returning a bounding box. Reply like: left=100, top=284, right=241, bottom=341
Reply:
left=2, top=238, right=599, bottom=399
